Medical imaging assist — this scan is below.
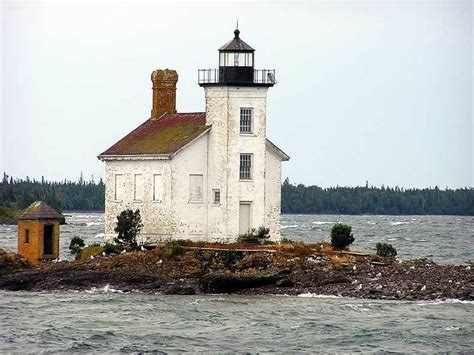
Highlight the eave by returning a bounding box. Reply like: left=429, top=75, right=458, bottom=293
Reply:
left=266, top=139, right=290, bottom=161
left=97, top=154, right=171, bottom=161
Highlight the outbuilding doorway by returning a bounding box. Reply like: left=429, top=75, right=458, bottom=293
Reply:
left=43, top=224, right=54, bottom=255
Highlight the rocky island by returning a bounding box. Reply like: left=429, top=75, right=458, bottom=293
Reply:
left=1, top=241, right=472, bottom=301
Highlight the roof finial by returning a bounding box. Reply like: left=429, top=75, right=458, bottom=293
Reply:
left=234, top=20, right=240, bottom=39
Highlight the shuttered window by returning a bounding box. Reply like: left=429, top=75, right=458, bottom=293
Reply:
left=114, top=174, right=124, bottom=201
left=189, top=174, right=203, bottom=202
left=153, top=174, right=163, bottom=202
left=134, top=174, right=143, bottom=201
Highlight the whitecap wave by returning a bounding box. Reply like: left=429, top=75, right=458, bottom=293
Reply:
left=311, top=221, right=335, bottom=225
left=416, top=299, right=474, bottom=306
left=86, top=222, right=103, bottom=226
left=281, top=225, right=299, bottom=229
left=94, top=233, right=105, bottom=239
left=85, top=284, right=123, bottom=293
left=390, top=222, right=409, bottom=226
left=73, top=214, right=102, bottom=219
left=297, top=293, right=341, bottom=298
left=445, top=326, right=461, bottom=331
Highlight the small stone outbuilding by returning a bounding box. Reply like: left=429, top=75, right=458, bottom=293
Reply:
left=17, top=201, right=64, bottom=264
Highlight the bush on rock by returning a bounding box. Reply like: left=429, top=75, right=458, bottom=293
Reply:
left=69, top=236, right=85, bottom=255
left=330, top=223, right=355, bottom=250
left=376, top=242, right=397, bottom=258
left=238, top=226, right=271, bottom=245
left=114, top=209, right=143, bottom=249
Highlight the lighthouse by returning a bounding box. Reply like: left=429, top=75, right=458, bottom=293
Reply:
left=99, top=28, right=288, bottom=242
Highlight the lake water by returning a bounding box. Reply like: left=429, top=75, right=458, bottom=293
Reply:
left=1, top=213, right=473, bottom=264
left=1, top=213, right=473, bottom=352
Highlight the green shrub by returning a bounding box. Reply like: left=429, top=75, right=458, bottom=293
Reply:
left=238, top=226, right=271, bottom=245
left=167, top=240, right=185, bottom=257
left=330, top=223, right=355, bottom=250
left=376, top=242, right=397, bottom=257
left=114, top=209, right=143, bottom=249
left=103, top=242, right=122, bottom=255
left=69, top=236, right=85, bottom=255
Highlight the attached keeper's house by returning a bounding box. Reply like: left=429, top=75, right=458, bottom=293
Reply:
left=98, top=29, right=289, bottom=243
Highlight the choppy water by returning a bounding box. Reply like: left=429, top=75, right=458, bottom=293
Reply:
left=281, top=214, right=474, bottom=265
left=1, top=292, right=473, bottom=353
left=1, top=213, right=473, bottom=352
left=1, top=213, right=473, bottom=264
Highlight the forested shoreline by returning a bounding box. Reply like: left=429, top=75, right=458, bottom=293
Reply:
left=282, top=179, right=474, bottom=215
left=0, top=173, right=104, bottom=213
left=0, top=174, right=473, bottom=215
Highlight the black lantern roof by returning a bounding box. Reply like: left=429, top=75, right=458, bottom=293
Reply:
left=219, top=29, right=254, bottom=52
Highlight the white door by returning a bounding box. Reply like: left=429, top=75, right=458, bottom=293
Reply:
left=239, top=202, right=251, bottom=235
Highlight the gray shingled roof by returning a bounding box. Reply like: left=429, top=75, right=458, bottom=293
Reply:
left=219, top=29, right=254, bottom=52
left=18, top=201, right=65, bottom=222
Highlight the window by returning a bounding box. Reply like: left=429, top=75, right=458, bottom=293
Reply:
left=24, top=229, right=29, bottom=243
left=189, top=174, right=203, bottom=202
left=240, top=154, right=252, bottom=180
left=133, top=174, right=143, bottom=201
left=213, top=189, right=221, bottom=205
left=240, top=108, right=253, bottom=133
left=220, top=52, right=253, bottom=67
left=153, top=174, right=163, bottom=202
left=114, top=174, right=124, bottom=201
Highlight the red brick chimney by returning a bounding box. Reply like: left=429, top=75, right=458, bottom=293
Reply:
left=150, top=69, right=178, bottom=120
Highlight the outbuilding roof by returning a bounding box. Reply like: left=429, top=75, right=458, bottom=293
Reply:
left=18, top=201, right=64, bottom=221
left=99, top=112, right=209, bottom=157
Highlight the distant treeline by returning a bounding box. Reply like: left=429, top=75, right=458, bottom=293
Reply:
left=281, top=179, right=474, bottom=215
left=1, top=173, right=473, bottom=215
left=0, top=173, right=104, bottom=212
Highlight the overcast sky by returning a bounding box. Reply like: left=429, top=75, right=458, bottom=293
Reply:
left=1, top=0, right=472, bottom=188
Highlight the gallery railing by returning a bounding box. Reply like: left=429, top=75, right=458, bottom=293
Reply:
left=198, top=69, right=276, bottom=85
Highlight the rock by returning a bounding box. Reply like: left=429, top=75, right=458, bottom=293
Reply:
left=276, top=278, right=294, bottom=287
left=164, top=284, right=196, bottom=295
left=371, top=261, right=386, bottom=266
left=199, top=270, right=285, bottom=293
left=322, top=275, right=351, bottom=285
left=369, top=288, right=382, bottom=294
left=141, top=281, right=162, bottom=290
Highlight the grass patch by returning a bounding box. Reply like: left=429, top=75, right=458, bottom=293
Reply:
left=77, top=244, right=104, bottom=260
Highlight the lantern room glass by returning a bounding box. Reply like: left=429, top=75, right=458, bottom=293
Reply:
left=219, top=52, right=253, bottom=67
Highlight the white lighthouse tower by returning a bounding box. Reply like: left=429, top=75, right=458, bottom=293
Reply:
left=198, top=28, right=289, bottom=240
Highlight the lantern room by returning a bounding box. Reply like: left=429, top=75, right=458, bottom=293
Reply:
left=198, top=28, right=276, bottom=86
left=218, top=29, right=255, bottom=84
